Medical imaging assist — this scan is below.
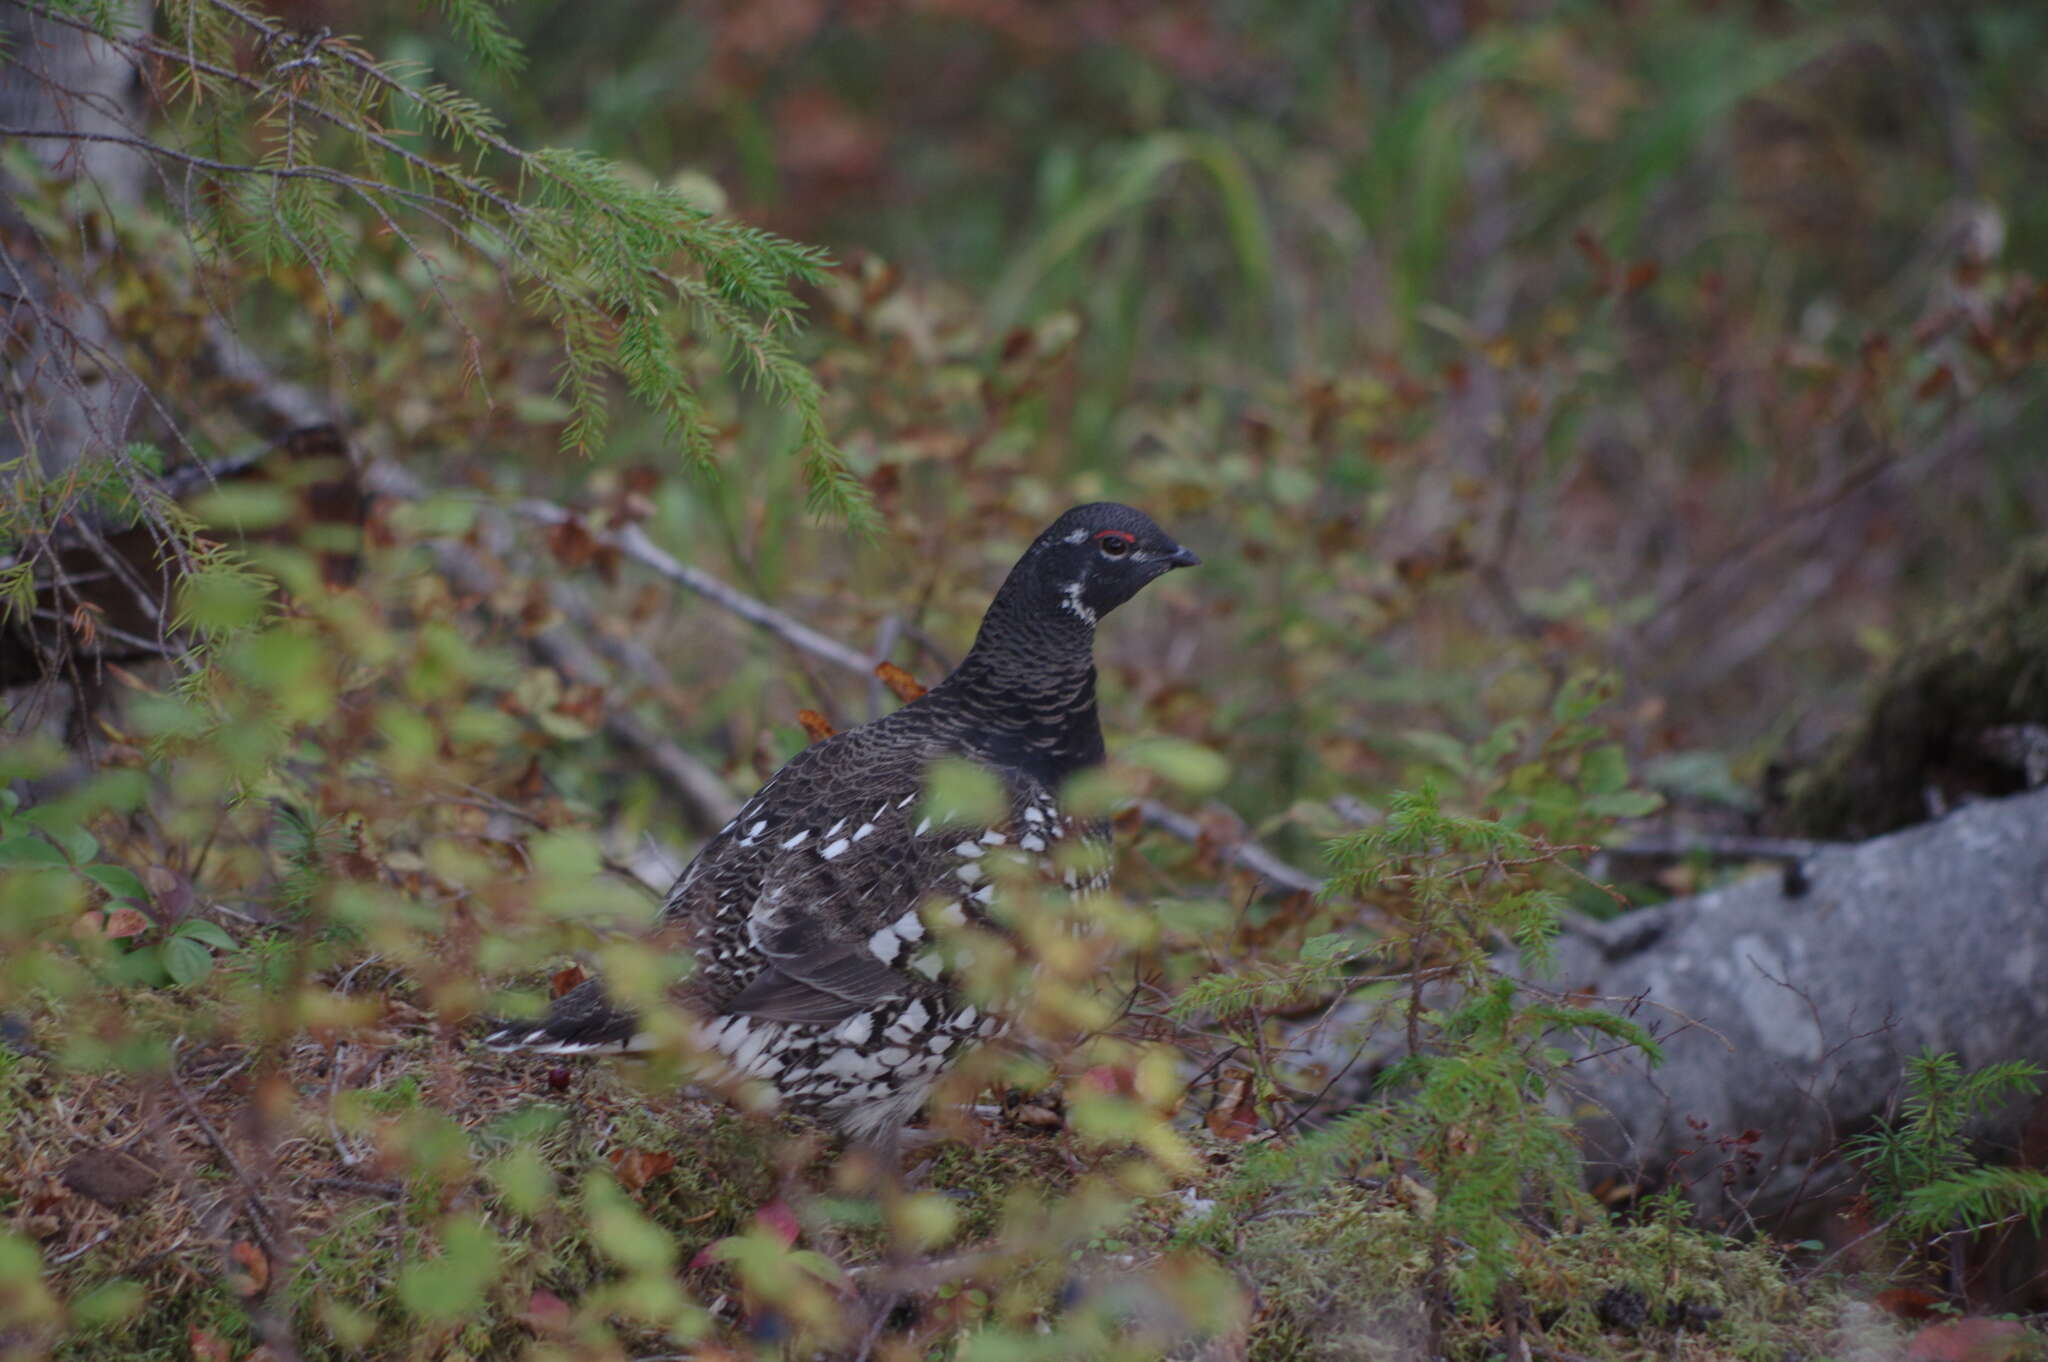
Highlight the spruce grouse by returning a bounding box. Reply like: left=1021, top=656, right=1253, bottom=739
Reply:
left=485, top=503, right=1198, bottom=1140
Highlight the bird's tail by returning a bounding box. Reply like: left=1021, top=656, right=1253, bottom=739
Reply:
left=480, top=978, right=651, bottom=1056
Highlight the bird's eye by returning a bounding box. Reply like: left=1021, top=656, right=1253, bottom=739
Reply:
left=1089, top=528, right=1138, bottom=558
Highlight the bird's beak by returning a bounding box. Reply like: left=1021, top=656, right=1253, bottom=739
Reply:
left=1166, top=544, right=1202, bottom=569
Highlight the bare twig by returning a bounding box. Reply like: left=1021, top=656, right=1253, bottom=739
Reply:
left=510, top=501, right=877, bottom=676
left=1136, top=798, right=1323, bottom=898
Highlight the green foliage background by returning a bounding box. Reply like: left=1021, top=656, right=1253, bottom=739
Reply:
left=2, top=1, right=2046, bottom=1359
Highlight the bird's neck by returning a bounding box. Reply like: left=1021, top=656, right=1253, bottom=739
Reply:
left=937, top=578, right=1104, bottom=788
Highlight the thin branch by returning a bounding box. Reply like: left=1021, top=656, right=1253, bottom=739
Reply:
left=510, top=500, right=878, bottom=676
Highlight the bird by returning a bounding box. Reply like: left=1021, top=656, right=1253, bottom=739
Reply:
left=485, top=504, right=1199, bottom=1143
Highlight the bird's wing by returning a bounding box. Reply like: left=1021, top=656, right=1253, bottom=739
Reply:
left=663, top=727, right=1069, bottom=1024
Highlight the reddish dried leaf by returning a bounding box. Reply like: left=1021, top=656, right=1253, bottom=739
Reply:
left=189, top=1327, right=234, bottom=1362
left=1081, top=1065, right=1137, bottom=1098
left=1873, top=1287, right=1942, bottom=1319
left=1013, top=1103, right=1064, bottom=1129
left=545, top=517, right=597, bottom=570
left=1205, top=1073, right=1260, bottom=1142
left=754, top=1197, right=801, bottom=1248
left=143, top=864, right=193, bottom=917
left=520, top=1288, right=572, bottom=1334
left=608, top=1147, right=676, bottom=1192
left=229, top=1238, right=269, bottom=1295
left=1623, top=260, right=1661, bottom=294
left=549, top=964, right=588, bottom=997
left=1906, top=1318, right=2030, bottom=1362
left=796, top=709, right=837, bottom=743
left=510, top=758, right=547, bottom=801
left=873, top=661, right=927, bottom=702
left=1572, top=225, right=1610, bottom=275
left=1916, top=365, right=1955, bottom=400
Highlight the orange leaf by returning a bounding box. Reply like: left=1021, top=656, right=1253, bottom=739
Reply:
left=874, top=661, right=927, bottom=702
left=608, top=1147, right=676, bottom=1192
left=796, top=709, right=837, bottom=743
left=102, top=906, right=150, bottom=938
left=1874, top=1287, right=1942, bottom=1319
left=228, top=1239, right=269, bottom=1295
left=1205, top=1072, right=1260, bottom=1142
left=549, top=964, right=588, bottom=998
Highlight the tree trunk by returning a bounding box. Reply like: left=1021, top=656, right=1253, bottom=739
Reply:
left=0, top=0, right=153, bottom=477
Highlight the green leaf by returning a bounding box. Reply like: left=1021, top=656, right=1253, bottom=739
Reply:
left=173, top=920, right=239, bottom=952
left=397, top=1216, right=504, bottom=1321
left=1585, top=790, right=1664, bottom=819
left=0, top=836, right=68, bottom=870
left=1123, top=738, right=1230, bottom=796
left=923, top=757, right=1008, bottom=828
left=1401, top=729, right=1471, bottom=777
left=82, top=864, right=148, bottom=902
left=162, top=935, right=215, bottom=987
left=1580, top=744, right=1629, bottom=796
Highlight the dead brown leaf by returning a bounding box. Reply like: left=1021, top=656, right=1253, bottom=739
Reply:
left=228, top=1239, right=269, bottom=1296
left=874, top=661, right=927, bottom=702
left=608, top=1147, right=676, bottom=1192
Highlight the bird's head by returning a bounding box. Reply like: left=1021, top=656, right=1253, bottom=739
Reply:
left=1022, top=502, right=1201, bottom=627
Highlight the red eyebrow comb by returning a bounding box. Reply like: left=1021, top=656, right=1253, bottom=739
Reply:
left=1091, top=529, right=1136, bottom=543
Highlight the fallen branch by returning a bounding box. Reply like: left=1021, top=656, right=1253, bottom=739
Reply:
left=510, top=500, right=877, bottom=676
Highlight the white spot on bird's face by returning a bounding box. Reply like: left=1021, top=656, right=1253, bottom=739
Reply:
left=1060, top=580, right=1097, bottom=626
left=821, top=838, right=850, bottom=860
left=1064, top=528, right=1088, bottom=544
left=869, top=926, right=902, bottom=962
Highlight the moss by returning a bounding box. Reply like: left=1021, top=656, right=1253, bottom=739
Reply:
left=1229, top=1182, right=1861, bottom=1362
left=1776, top=538, right=2048, bottom=839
